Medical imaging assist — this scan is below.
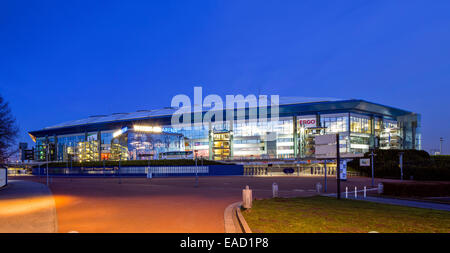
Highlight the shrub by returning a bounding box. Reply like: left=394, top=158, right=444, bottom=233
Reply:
left=383, top=181, right=450, bottom=197
left=347, top=149, right=450, bottom=181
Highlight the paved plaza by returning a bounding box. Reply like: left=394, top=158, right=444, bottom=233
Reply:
left=3, top=175, right=390, bottom=232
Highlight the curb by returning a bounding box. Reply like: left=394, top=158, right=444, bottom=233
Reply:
left=235, top=205, right=252, bottom=233
left=224, top=201, right=252, bottom=233
left=224, top=202, right=241, bottom=233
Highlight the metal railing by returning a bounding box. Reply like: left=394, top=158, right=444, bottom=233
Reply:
left=243, top=165, right=361, bottom=177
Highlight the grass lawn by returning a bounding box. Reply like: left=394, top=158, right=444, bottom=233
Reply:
left=241, top=196, right=450, bottom=233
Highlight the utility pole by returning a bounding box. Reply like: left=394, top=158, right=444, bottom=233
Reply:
left=336, top=133, right=341, bottom=199
left=195, top=150, right=198, bottom=188
left=66, top=144, right=69, bottom=173
left=399, top=152, right=404, bottom=181
left=148, top=157, right=150, bottom=179
left=46, top=144, right=49, bottom=186
left=440, top=137, right=444, bottom=155
left=370, top=150, right=376, bottom=187
left=118, top=153, right=122, bottom=184
left=324, top=160, right=327, bottom=193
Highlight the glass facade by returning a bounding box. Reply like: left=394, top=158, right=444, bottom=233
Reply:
left=322, top=114, right=348, bottom=133
left=177, top=123, right=210, bottom=158
left=127, top=132, right=184, bottom=160
left=321, top=113, right=349, bottom=154
left=35, top=137, right=48, bottom=161
left=31, top=102, right=421, bottom=161
left=379, top=119, right=401, bottom=150
left=349, top=114, right=371, bottom=154
left=232, top=117, right=294, bottom=159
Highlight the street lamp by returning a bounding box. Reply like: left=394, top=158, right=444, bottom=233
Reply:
left=194, top=150, right=198, bottom=188
left=399, top=152, right=404, bottom=181
left=336, top=133, right=341, bottom=199
left=118, top=151, right=122, bottom=184
left=370, top=149, right=376, bottom=187
left=46, top=143, right=49, bottom=186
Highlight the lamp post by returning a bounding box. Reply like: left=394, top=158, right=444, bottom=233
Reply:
left=336, top=133, right=341, bottom=199
left=324, top=160, right=327, bottom=193
left=46, top=144, right=49, bottom=186
left=148, top=157, right=150, bottom=179
left=194, top=150, right=198, bottom=188
left=399, top=152, right=404, bottom=181
left=118, top=152, right=122, bottom=184
left=370, top=149, right=376, bottom=187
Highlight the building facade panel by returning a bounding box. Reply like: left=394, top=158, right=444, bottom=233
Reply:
left=29, top=99, right=421, bottom=161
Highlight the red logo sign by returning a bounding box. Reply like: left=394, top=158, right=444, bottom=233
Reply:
left=299, top=119, right=316, bottom=126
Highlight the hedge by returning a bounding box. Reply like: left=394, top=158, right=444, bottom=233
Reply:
left=382, top=181, right=450, bottom=197
left=347, top=149, right=450, bottom=181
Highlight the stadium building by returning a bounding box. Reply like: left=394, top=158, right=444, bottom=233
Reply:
left=28, top=99, right=421, bottom=162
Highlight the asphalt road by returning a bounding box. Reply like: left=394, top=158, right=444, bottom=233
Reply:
left=13, top=175, right=383, bottom=233
left=0, top=180, right=58, bottom=233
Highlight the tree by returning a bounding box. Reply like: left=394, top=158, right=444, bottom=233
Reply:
left=0, top=94, right=19, bottom=163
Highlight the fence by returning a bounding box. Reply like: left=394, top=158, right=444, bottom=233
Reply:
left=32, top=164, right=243, bottom=177
left=244, top=165, right=360, bottom=177
left=122, top=166, right=209, bottom=177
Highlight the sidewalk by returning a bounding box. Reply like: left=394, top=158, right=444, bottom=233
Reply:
left=324, top=193, right=450, bottom=212
left=0, top=180, right=58, bottom=233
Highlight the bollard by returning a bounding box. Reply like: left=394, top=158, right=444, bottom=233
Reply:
left=364, top=186, right=366, bottom=198
left=147, top=168, right=152, bottom=179
left=315, top=182, right=322, bottom=194
left=345, top=187, right=348, bottom=198
left=378, top=183, right=384, bottom=194
left=355, top=186, right=357, bottom=198
left=242, top=185, right=253, bottom=209
left=272, top=183, right=278, bottom=198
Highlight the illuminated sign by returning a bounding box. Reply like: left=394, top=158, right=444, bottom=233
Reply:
left=298, top=117, right=316, bottom=128
left=133, top=125, right=163, bottom=133
left=360, top=158, right=371, bottom=167
left=162, top=127, right=178, bottom=134
left=113, top=127, right=128, bottom=138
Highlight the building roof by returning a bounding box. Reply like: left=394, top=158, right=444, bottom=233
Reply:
left=29, top=98, right=415, bottom=139
left=43, top=96, right=339, bottom=130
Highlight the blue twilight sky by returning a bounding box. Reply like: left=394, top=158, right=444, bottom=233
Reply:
left=1, top=0, right=449, bottom=154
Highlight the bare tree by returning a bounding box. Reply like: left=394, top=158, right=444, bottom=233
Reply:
left=0, top=94, right=19, bottom=163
